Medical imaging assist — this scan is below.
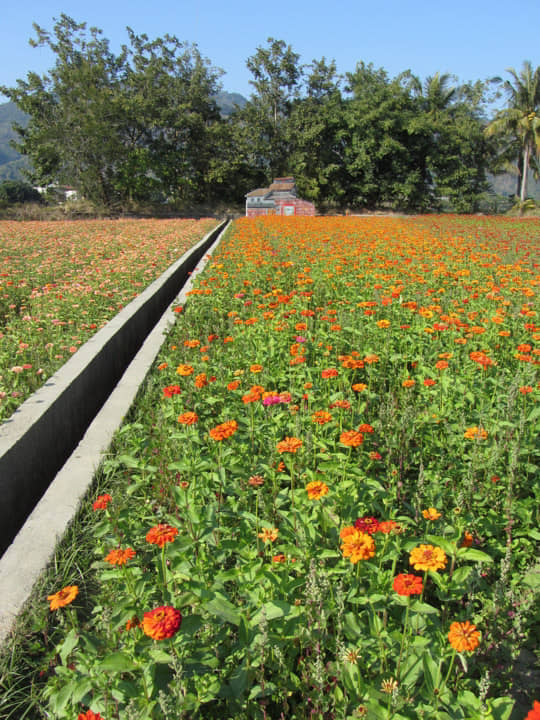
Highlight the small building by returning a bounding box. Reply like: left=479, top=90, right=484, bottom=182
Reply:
left=245, top=177, right=316, bottom=217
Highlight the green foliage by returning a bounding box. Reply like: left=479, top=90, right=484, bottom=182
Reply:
left=485, top=61, right=540, bottom=209
left=2, top=20, right=535, bottom=213
left=1, top=16, right=224, bottom=208
left=0, top=179, right=41, bottom=205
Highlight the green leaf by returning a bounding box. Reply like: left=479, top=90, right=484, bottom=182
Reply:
left=451, top=565, right=473, bottom=585
left=250, top=600, right=292, bottom=625
left=49, top=680, right=76, bottom=714
left=98, top=652, right=138, bottom=672
left=149, top=648, right=174, bottom=664
left=456, top=547, right=493, bottom=563
left=204, top=593, right=241, bottom=626
left=522, top=569, right=540, bottom=589
left=59, top=628, right=79, bottom=666
left=410, top=600, right=440, bottom=615
left=425, top=535, right=456, bottom=556
left=117, top=454, right=141, bottom=468
left=422, top=653, right=441, bottom=692
left=489, top=696, right=515, bottom=720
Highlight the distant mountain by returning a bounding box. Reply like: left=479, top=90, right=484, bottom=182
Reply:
left=488, top=172, right=540, bottom=201
left=0, top=93, right=247, bottom=181
left=214, top=91, right=247, bottom=116
left=0, top=101, right=30, bottom=181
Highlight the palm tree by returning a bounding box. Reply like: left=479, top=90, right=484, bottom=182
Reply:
left=485, top=61, right=540, bottom=210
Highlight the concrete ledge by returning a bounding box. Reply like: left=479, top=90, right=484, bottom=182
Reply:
left=0, top=219, right=227, bottom=557
left=0, top=220, right=229, bottom=643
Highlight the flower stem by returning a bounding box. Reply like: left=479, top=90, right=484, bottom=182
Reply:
left=396, top=597, right=411, bottom=682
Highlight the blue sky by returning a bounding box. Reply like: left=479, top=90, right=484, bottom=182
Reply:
left=1, top=0, right=539, bottom=104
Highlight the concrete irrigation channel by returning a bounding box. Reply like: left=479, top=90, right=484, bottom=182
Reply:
left=0, top=218, right=229, bottom=643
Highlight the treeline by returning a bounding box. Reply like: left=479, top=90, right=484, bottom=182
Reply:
left=1, top=16, right=538, bottom=213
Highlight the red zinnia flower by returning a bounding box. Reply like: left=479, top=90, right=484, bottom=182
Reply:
left=524, top=701, right=540, bottom=720
left=142, top=606, right=182, bottom=640
left=163, top=385, right=181, bottom=398
left=78, top=710, right=105, bottom=720
left=355, top=516, right=379, bottom=534
left=93, top=494, right=112, bottom=511
left=393, top=573, right=423, bottom=596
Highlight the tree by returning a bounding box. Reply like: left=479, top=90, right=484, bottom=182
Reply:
left=233, top=38, right=302, bottom=183
left=342, top=63, right=431, bottom=211
left=1, top=15, right=223, bottom=208
left=287, top=58, right=347, bottom=204
left=485, top=61, right=540, bottom=210
left=0, top=179, right=41, bottom=205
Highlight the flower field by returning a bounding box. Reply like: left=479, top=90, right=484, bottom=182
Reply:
left=2, top=216, right=539, bottom=720
left=0, top=218, right=216, bottom=421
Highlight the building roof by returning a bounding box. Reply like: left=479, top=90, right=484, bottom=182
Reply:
left=268, top=181, right=295, bottom=192
left=246, top=188, right=269, bottom=197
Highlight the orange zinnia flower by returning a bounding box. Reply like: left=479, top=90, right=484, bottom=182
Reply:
left=48, top=585, right=79, bottom=610
left=146, top=524, right=178, bottom=547
left=242, top=391, right=260, bottom=403
left=377, top=520, right=399, bottom=534
left=227, top=380, right=240, bottom=391
left=340, top=529, right=375, bottom=564
left=306, top=480, right=329, bottom=500
left=352, top=383, right=368, bottom=392
left=195, top=373, right=208, bottom=388
left=422, top=507, right=442, bottom=521
left=311, top=410, right=332, bottom=425
left=105, top=547, right=136, bottom=566
left=435, top=360, right=449, bottom=371
left=393, top=573, right=423, bottom=596
left=524, top=701, right=540, bottom=720
left=402, top=378, right=415, bottom=388
left=142, top=606, right=182, bottom=640
left=321, top=368, right=339, bottom=379
left=357, top=423, right=374, bottom=433
left=363, top=353, right=380, bottom=364
left=177, top=411, right=198, bottom=425
left=250, top=364, right=263, bottom=373
left=340, top=430, right=364, bottom=447
left=464, top=426, right=488, bottom=440
left=176, top=364, right=194, bottom=376
left=409, top=544, right=447, bottom=572
left=258, top=527, right=279, bottom=542
left=209, top=420, right=238, bottom=441
left=276, top=436, right=303, bottom=453
left=447, top=621, right=480, bottom=652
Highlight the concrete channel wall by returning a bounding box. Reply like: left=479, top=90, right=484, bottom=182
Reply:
left=0, top=219, right=227, bottom=557
left=0, top=219, right=229, bottom=642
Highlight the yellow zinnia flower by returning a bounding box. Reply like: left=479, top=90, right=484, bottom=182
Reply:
left=409, top=544, right=447, bottom=572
